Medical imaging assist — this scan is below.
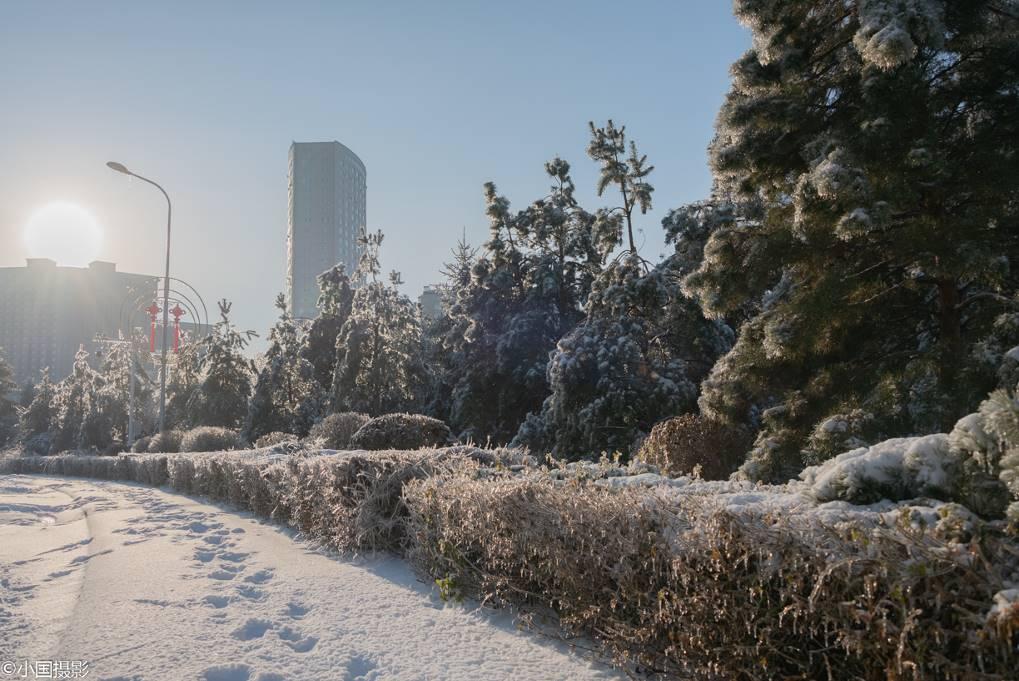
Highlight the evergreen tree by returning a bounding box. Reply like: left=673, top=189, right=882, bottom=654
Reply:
left=301, top=263, right=354, bottom=389
left=18, top=380, right=36, bottom=410
left=446, top=159, right=609, bottom=442
left=20, top=367, right=55, bottom=438
left=683, top=1, right=1019, bottom=480
left=332, top=230, right=425, bottom=415
left=515, top=123, right=730, bottom=457
left=98, top=338, right=154, bottom=443
left=50, top=346, right=110, bottom=452
left=0, top=348, right=17, bottom=445
left=165, top=336, right=203, bottom=429
left=587, top=119, right=655, bottom=255
left=421, top=234, right=477, bottom=423
left=188, top=300, right=257, bottom=429
left=246, top=294, right=322, bottom=440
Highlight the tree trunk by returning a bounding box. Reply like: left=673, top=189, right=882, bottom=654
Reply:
left=936, top=277, right=963, bottom=406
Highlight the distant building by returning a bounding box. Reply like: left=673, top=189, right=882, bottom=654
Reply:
left=286, top=141, right=366, bottom=320
left=419, top=285, right=444, bottom=321
left=0, top=259, right=157, bottom=382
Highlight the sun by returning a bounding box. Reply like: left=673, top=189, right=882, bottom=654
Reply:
left=23, top=201, right=104, bottom=267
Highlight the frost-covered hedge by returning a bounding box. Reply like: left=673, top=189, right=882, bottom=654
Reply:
left=403, top=472, right=1018, bottom=679
left=146, top=429, right=183, bottom=453
left=254, top=431, right=299, bottom=449
left=3, top=447, right=1016, bottom=678
left=637, top=414, right=749, bottom=479
left=0, top=447, right=483, bottom=552
left=307, top=412, right=370, bottom=449
left=180, top=426, right=242, bottom=452
left=349, top=413, right=452, bottom=451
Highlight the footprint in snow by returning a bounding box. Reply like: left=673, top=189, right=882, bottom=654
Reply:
left=344, top=655, right=379, bottom=681
left=285, top=601, right=310, bottom=619
left=231, top=618, right=274, bottom=640
left=277, top=626, right=318, bottom=653
left=235, top=585, right=267, bottom=601
left=208, top=569, right=237, bottom=581
left=218, top=551, right=249, bottom=563
left=203, top=594, right=231, bottom=608
left=244, top=569, right=273, bottom=584
left=202, top=664, right=251, bottom=681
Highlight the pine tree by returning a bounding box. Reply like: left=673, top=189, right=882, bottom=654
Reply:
left=0, top=348, right=17, bottom=445
left=515, top=122, right=731, bottom=458
left=683, top=1, right=1019, bottom=481
left=18, top=380, right=36, bottom=410
left=421, top=234, right=477, bottom=423
left=20, top=367, right=55, bottom=438
left=188, top=300, right=257, bottom=429
left=587, top=119, right=655, bottom=256
left=98, top=338, right=154, bottom=443
left=50, top=346, right=110, bottom=452
left=246, top=294, right=322, bottom=440
left=301, top=263, right=354, bottom=389
left=165, top=336, right=203, bottom=429
left=332, top=230, right=426, bottom=415
left=445, top=159, right=609, bottom=442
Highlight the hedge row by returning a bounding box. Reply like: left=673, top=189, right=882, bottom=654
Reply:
left=2, top=450, right=1016, bottom=679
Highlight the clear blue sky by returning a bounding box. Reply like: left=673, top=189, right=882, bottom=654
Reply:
left=0, top=1, right=750, bottom=342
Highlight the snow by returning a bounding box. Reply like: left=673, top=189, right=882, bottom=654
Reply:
left=0, top=474, right=623, bottom=681
left=988, top=588, right=1019, bottom=623
left=799, top=433, right=957, bottom=502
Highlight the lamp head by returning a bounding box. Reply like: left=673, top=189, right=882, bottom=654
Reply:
left=106, top=161, right=131, bottom=175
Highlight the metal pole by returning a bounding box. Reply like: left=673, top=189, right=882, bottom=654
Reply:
left=106, top=162, right=172, bottom=433
left=159, top=193, right=171, bottom=433
left=128, top=351, right=136, bottom=444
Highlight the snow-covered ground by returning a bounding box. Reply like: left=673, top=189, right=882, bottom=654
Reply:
left=0, top=474, right=623, bottom=681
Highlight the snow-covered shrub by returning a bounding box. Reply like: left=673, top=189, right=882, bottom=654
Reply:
left=0, top=452, right=168, bottom=484
left=987, top=589, right=1019, bottom=644
left=21, top=432, right=52, bottom=456
left=349, top=413, right=452, bottom=451
left=146, top=429, right=183, bottom=453
left=180, top=426, right=242, bottom=453
left=4, top=446, right=1017, bottom=677
left=802, top=409, right=878, bottom=465
left=254, top=431, right=298, bottom=449
left=131, top=436, right=152, bottom=453
left=969, top=387, right=1019, bottom=525
left=403, top=471, right=1018, bottom=679
left=800, top=390, right=1019, bottom=520
left=636, top=414, right=749, bottom=479
left=308, top=412, right=369, bottom=449
left=800, top=434, right=961, bottom=504
left=269, top=450, right=474, bottom=551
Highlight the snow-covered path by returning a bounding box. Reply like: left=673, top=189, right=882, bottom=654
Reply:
left=0, top=474, right=623, bottom=681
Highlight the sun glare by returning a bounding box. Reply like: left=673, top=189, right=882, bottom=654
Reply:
left=23, top=201, right=103, bottom=267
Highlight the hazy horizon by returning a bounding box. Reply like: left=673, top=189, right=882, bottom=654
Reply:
left=0, top=1, right=750, bottom=345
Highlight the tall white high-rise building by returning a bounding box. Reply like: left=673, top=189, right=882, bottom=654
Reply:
left=286, top=141, right=366, bottom=319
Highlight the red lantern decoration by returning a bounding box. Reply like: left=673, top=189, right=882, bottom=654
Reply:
left=146, top=302, right=160, bottom=352
left=170, top=304, right=186, bottom=352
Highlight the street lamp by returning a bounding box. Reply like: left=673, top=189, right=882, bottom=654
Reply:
left=106, top=160, right=173, bottom=434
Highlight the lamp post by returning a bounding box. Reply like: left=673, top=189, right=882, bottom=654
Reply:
left=106, top=161, right=172, bottom=433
